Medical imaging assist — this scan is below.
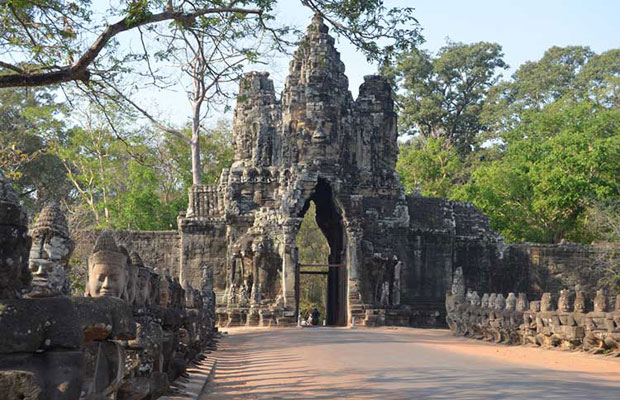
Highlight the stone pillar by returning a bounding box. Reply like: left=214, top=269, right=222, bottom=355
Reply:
left=281, top=219, right=300, bottom=310
left=251, top=252, right=261, bottom=304
left=345, top=223, right=363, bottom=325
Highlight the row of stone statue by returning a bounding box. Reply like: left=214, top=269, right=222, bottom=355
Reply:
left=446, top=270, right=620, bottom=354
left=0, top=172, right=216, bottom=400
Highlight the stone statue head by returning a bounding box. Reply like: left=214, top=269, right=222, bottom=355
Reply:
left=574, top=291, right=586, bottom=313
left=451, top=267, right=465, bottom=300
left=122, top=251, right=141, bottom=304
left=26, top=202, right=74, bottom=298
left=85, top=231, right=128, bottom=298
left=593, top=289, right=607, bottom=313
left=470, top=291, right=480, bottom=306
left=557, top=289, right=571, bottom=312
left=530, top=300, right=541, bottom=312
left=516, top=293, right=529, bottom=312
left=505, top=293, right=517, bottom=311
left=465, top=288, right=473, bottom=303
left=0, top=171, right=31, bottom=299
left=135, top=265, right=151, bottom=306
left=488, top=293, right=497, bottom=309
left=481, top=293, right=489, bottom=308
left=494, top=293, right=506, bottom=310
left=540, top=293, right=554, bottom=312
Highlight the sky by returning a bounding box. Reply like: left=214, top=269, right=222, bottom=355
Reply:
left=117, top=0, right=620, bottom=127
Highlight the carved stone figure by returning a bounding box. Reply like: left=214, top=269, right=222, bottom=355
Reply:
left=584, top=289, right=609, bottom=352
left=489, top=294, right=506, bottom=343
left=536, top=293, right=560, bottom=348
left=520, top=300, right=540, bottom=345
left=85, top=232, right=128, bottom=298
left=605, top=295, right=620, bottom=353
left=26, top=202, right=74, bottom=298
left=451, top=267, right=465, bottom=301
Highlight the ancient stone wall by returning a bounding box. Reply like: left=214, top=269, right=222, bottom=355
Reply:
left=504, top=243, right=618, bottom=299
left=74, top=230, right=181, bottom=276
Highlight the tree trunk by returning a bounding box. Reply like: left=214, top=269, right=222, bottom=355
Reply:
left=191, top=138, right=201, bottom=185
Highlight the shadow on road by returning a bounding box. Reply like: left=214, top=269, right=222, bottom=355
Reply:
left=202, top=328, right=620, bottom=399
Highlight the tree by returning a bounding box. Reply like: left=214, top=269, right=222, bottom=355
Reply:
left=482, top=46, right=619, bottom=133
left=0, top=0, right=421, bottom=88
left=396, top=136, right=462, bottom=198
left=454, top=100, right=620, bottom=243
left=390, top=41, right=507, bottom=154
left=0, top=87, right=70, bottom=214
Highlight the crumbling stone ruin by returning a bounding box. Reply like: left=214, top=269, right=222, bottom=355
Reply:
left=174, top=14, right=509, bottom=328
left=0, top=171, right=216, bottom=400
left=446, top=268, right=620, bottom=355
left=60, top=15, right=613, bottom=331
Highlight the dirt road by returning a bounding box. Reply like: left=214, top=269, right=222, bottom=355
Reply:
left=201, top=327, right=620, bottom=399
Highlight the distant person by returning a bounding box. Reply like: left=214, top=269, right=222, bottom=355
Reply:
left=311, top=307, right=320, bottom=326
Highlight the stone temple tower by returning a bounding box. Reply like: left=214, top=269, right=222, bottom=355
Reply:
left=178, top=15, right=506, bottom=328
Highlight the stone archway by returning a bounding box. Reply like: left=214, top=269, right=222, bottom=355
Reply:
left=296, top=178, right=348, bottom=326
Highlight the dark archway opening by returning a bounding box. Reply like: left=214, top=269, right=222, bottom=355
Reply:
left=298, top=178, right=347, bottom=326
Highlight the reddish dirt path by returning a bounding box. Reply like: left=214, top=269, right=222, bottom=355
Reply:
left=201, top=327, right=620, bottom=399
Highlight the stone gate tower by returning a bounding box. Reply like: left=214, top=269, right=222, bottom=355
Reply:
left=178, top=15, right=508, bottom=327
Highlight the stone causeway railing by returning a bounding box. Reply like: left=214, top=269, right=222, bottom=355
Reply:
left=446, top=288, right=620, bottom=353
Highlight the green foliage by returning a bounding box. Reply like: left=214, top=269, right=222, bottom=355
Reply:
left=396, top=136, right=462, bottom=198
left=390, top=41, right=508, bottom=154
left=482, top=46, right=619, bottom=133
left=453, top=101, right=620, bottom=243
left=396, top=45, right=620, bottom=244
left=0, top=86, right=233, bottom=231
left=0, top=87, right=70, bottom=214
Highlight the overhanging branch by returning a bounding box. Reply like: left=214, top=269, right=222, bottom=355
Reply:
left=0, top=5, right=262, bottom=88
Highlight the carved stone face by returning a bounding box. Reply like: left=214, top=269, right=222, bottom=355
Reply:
left=557, top=290, right=571, bottom=312
left=28, top=233, right=72, bottom=297
left=574, top=292, right=586, bottom=313
left=86, top=232, right=128, bottom=299
left=540, top=293, right=553, bottom=312
left=451, top=267, right=465, bottom=300
left=494, top=294, right=506, bottom=310
left=124, top=264, right=138, bottom=304
left=87, top=262, right=127, bottom=298
left=470, top=291, right=480, bottom=306
left=530, top=300, right=541, bottom=312
left=481, top=293, right=489, bottom=308
left=135, top=267, right=151, bottom=306
left=593, top=290, right=607, bottom=313
left=488, top=294, right=497, bottom=309
left=516, top=293, right=529, bottom=312
left=505, top=293, right=517, bottom=311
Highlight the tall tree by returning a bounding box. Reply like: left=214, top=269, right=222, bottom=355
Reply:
left=454, top=100, right=620, bottom=243
left=0, top=87, right=70, bottom=214
left=482, top=46, right=620, bottom=133
left=390, top=41, right=507, bottom=155
left=0, top=0, right=421, bottom=88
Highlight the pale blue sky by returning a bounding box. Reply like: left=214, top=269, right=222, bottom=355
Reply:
left=113, top=0, right=620, bottom=127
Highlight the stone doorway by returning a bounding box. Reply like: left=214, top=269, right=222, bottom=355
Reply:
left=296, top=179, right=348, bottom=326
